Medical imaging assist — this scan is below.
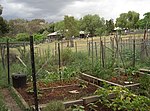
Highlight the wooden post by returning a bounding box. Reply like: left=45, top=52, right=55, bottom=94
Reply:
left=58, top=43, right=61, bottom=80
left=88, top=42, right=91, bottom=56
left=141, top=39, right=144, bottom=60
left=75, top=42, right=77, bottom=53
left=54, top=42, right=57, bottom=56
left=101, top=40, right=105, bottom=68
left=104, top=37, right=106, bottom=61
left=87, top=37, right=89, bottom=51
left=110, top=37, right=115, bottom=63
left=99, top=36, right=101, bottom=63
left=92, top=37, right=94, bottom=73
left=30, top=36, right=39, bottom=111
left=132, top=39, right=136, bottom=67
left=67, top=40, right=69, bottom=47
left=7, top=39, right=10, bottom=85
left=61, top=41, right=63, bottom=54
left=95, top=42, right=98, bottom=58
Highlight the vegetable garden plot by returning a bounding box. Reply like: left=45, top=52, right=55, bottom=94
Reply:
left=14, top=78, right=98, bottom=106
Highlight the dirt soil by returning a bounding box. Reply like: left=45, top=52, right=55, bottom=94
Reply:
left=1, top=88, right=22, bottom=111
left=16, top=79, right=98, bottom=105
left=108, top=74, right=140, bottom=85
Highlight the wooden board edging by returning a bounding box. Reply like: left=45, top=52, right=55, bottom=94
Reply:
left=80, top=73, right=140, bottom=88
left=11, top=87, right=30, bottom=110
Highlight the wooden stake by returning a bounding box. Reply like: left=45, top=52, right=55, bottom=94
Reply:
left=30, top=36, right=39, bottom=111
left=7, top=39, right=10, bottom=85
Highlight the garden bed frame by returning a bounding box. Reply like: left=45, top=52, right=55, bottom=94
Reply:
left=11, top=72, right=145, bottom=110
left=80, top=73, right=140, bottom=90
left=11, top=78, right=101, bottom=110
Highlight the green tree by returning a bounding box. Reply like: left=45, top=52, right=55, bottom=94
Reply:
left=27, top=19, right=46, bottom=34
left=127, top=11, right=139, bottom=29
left=8, top=19, right=27, bottom=36
left=46, top=22, right=55, bottom=33
left=116, top=13, right=128, bottom=29
left=54, top=20, right=65, bottom=36
left=64, top=15, right=79, bottom=38
left=138, top=12, right=150, bottom=29
left=0, top=5, right=3, bottom=15
left=80, top=14, right=105, bottom=36
left=64, top=15, right=79, bottom=47
left=0, top=17, right=9, bottom=36
left=105, top=19, right=115, bottom=34
left=116, top=11, right=139, bottom=29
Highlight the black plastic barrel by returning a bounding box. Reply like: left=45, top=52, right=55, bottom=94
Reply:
left=12, top=74, right=27, bottom=88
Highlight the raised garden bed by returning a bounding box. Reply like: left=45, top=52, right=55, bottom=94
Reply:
left=80, top=73, right=140, bottom=90
left=12, top=78, right=100, bottom=110
left=138, top=68, right=150, bottom=75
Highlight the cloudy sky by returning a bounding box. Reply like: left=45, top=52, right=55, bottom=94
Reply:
left=1, top=0, right=150, bottom=22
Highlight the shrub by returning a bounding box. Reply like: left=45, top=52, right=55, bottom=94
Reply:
left=61, top=48, right=74, bottom=65
left=95, top=86, right=150, bottom=111
left=16, top=33, right=29, bottom=41
left=43, top=101, right=65, bottom=111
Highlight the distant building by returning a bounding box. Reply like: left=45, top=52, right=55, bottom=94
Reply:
left=46, top=32, right=58, bottom=42
left=79, top=31, right=85, bottom=38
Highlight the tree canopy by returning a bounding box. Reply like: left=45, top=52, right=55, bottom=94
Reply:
left=116, top=11, right=139, bottom=29
left=80, top=14, right=105, bottom=36
left=0, top=5, right=2, bottom=15
left=0, top=17, right=9, bottom=36
left=64, top=15, right=79, bottom=39
left=138, top=12, right=150, bottom=29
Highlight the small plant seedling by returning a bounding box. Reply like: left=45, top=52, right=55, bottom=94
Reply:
left=72, top=105, right=85, bottom=111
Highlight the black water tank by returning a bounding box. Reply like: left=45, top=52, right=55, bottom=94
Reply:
left=12, top=73, right=27, bottom=88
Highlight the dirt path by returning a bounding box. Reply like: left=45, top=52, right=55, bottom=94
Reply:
left=1, top=88, right=22, bottom=111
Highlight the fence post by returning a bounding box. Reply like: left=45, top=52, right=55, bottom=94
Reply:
left=95, top=42, right=97, bottom=59
left=58, top=43, right=61, bottom=80
left=30, top=36, right=39, bottom=111
left=54, top=42, right=57, bottom=56
left=92, top=37, right=94, bottom=74
left=88, top=42, right=91, bottom=56
left=132, top=39, right=136, bottom=67
left=7, top=39, right=10, bottom=85
left=75, top=42, right=77, bottom=53
left=101, top=40, right=105, bottom=68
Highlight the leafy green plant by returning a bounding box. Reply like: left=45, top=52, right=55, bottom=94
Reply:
left=72, top=105, right=85, bottom=111
left=61, top=48, right=74, bottom=65
left=41, top=71, right=60, bottom=83
left=87, top=102, right=98, bottom=111
left=95, top=86, right=150, bottom=111
left=137, top=75, right=150, bottom=98
left=43, top=101, right=65, bottom=111
left=62, top=67, right=78, bottom=79
left=16, top=33, right=30, bottom=41
left=79, top=81, right=87, bottom=89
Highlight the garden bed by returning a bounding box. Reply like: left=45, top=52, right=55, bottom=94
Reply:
left=80, top=73, right=140, bottom=90
left=13, top=78, right=99, bottom=108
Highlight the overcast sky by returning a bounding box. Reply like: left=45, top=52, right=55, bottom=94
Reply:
left=1, top=0, right=150, bottom=22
